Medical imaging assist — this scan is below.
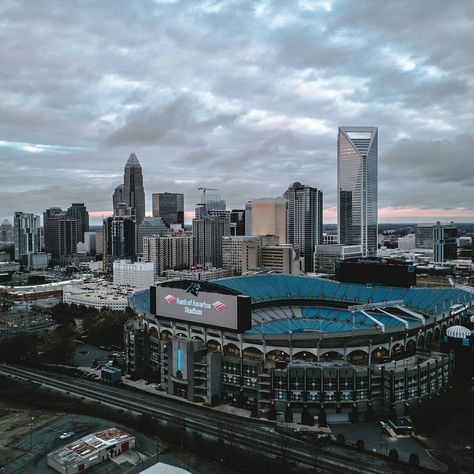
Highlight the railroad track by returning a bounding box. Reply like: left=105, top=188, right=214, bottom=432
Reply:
left=0, top=364, right=401, bottom=474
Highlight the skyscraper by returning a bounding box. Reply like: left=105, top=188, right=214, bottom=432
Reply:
left=285, top=182, right=323, bottom=273
left=136, top=217, right=169, bottom=255
left=152, top=192, right=184, bottom=226
left=0, top=219, right=13, bottom=242
left=250, top=198, right=286, bottom=244
left=433, top=221, right=457, bottom=263
left=43, top=208, right=78, bottom=264
left=13, top=212, right=41, bottom=261
left=67, top=203, right=89, bottom=243
left=115, top=153, right=146, bottom=225
left=337, top=126, right=378, bottom=257
left=230, top=209, right=245, bottom=236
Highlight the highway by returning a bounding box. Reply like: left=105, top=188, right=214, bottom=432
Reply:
left=0, top=364, right=407, bottom=473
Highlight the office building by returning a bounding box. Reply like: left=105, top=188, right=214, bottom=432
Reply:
left=415, top=224, right=435, bottom=249
left=113, top=153, right=145, bottom=225
left=337, top=126, right=378, bottom=257
left=152, top=192, right=184, bottom=226
left=245, top=201, right=252, bottom=235
left=83, top=231, right=96, bottom=255
left=193, top=210, right=230, bottom=267
left=250, top=198, right=286, bottom=244
left=113, top=259, right=155, bottom=289
left=13, top=212, right=42, bottom=262
left=222, top=235, right=262, bottom=275
left=0, top=220, right=13, bottom=242
left=314, top=244, right=363, bottom=273
left=285, top=182, right=323, bottom=273
left=43, top=208, right=78, bottom=264
left=67, top=203, right=89, bottom=243
left=230, top=209, right=245, bottom=236
left=103, top=202, right=136, bottom=271
left=433, top=221, right=457, bottom=263
left=95, top=229, right=104, bottom=256
left=143, top=234, right=193, bottom=278
left=397, top=234, right=416, bottom=251
left=260, top=244, right=301, bottom=274
left=136, top=217, right=169, bottom=255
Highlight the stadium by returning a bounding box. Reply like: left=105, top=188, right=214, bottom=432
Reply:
left=127, top=274, right=472, bottom=423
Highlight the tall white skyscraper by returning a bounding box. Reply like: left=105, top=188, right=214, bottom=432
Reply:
left=337, top=126, right=378, bottom=257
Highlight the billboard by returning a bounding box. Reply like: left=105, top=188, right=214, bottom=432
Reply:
left=152, top=281, right=252, bottom=331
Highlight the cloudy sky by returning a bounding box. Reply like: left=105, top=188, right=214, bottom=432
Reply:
left=1, top=0, right=473, bottom=225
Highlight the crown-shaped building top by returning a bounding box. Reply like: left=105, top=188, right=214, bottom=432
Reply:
left=125, top=152, right=141, bottom=168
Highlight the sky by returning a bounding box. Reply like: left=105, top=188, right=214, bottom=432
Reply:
left=1, top=0, right=474, bottom=225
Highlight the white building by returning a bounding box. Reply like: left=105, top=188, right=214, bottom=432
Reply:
left=314, top=244, right=363, bottom=273
left=113, top=259, right=155, bottom=289
left=164, top=267, right=232, bottom=281
left=397, top=234, right=416, bottom=251
left=47, top=428, right=135, bottom=474
left=62, top=281, right=130, bottom=311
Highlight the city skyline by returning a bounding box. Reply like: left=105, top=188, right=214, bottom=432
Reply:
left=2, top=1, right=474, bottom=224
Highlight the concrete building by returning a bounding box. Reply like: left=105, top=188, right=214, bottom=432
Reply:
left=62, top=281, right=130, bottom=311
left=136, top=217, right=169, bottom=255
left=13, top=212, right=42, bottom=264
left=95, top=229, right=104, bottom=256
left=314, top=244, right=363, bottom=273
left=43, top=208, right=78, bottom=264
left=193, top=210, right=230, bottom=268
left=322, top=233, right=338, bottom=245
left=83, top=231, right=96, bottom=255
left=338, top=126, right=378, bottom=257
left=433, top=221, right=457, bottom=263
left=397, top=234, right=416, bottom=251
left=245, top=201, right=252, bottom=235
left=113, top=259, right=155, bottom=289
left=143, top=234, right=193, bottom=278
left=47, top=428, right=135, bottom=474
left=0, top=219, right=13, bottom=242
left=152, top=192, right=184, bottom=226
left=285, top=182, right=323, bottom=273
left=67, top=203, right=89, bottom=244
left=250, top=197, right=286, bottom=244
left=164, top=267, right=232, bottom=281
left=222, top=235, right=262, bottom=275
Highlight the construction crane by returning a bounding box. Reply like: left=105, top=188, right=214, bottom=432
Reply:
left=197, top=187, right=218, bottom=200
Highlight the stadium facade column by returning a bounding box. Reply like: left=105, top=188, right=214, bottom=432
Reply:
left=238, top=334, right=243, bottom=357
left=316, top=339, right=320, bottom=361
left=187, top=323, right=191, bottom=338
left=389, top=336, right=393, bottom=358
left=343, top=345, right=347, bottom=361
left=219, top=330, right=225, bottom=352
left=262, top=335, right=267, bottom=363
left=368, top=339, right=372, bottom=365
left=172, top=321, right=176, bottom=337
left=289, top=330, right=293, bottom=361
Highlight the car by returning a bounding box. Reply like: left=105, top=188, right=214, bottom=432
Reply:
left=59, top=432, right=74, bottom=440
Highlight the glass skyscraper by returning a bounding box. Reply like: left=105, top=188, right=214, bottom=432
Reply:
left=337, top=126, right=378, bottom=257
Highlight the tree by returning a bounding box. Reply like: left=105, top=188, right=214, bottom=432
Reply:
left=388, top=449, right=399, bottom=462
left=409, top=453, right=420, bottom=467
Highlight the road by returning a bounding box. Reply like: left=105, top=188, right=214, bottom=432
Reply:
left=0, top=364, right=409, bottom=473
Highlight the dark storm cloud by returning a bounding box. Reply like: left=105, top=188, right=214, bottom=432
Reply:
left=1, top=0, right=474, bottom=224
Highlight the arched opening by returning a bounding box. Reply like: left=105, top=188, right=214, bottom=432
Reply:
left=149, top=326, right=159, bottom=339
left=207, top=339, right=221, bottom=352
left=406, top=339, right=416, bottom=355
left=266, top=350, right=290, bottom=363
left=175, top=332, right=187, bottom=338
left=293, top=351, right=316, bottom=362
left=320, top=351, right=344, bottom=362
left=224, top=343, right=241, bottom=358
left=434, top=327, right=441, bottom=342
left=391, top=343, right=404, bottom=359
left=371, top=347, right=389, bottom=363
left=426, top=331, right=433, bottom=348
left=441, top=324, right=447, bottom=336
left=191, top=335, right=204, bottom=342
left=160, top=330, right=172, bottom=341
left=417, top=334, right=425, bottom=348
left=346, top=350, right=368, bottom=365
left=242, top=347, right=263, bottom=361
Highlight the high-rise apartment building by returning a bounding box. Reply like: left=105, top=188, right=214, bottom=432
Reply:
left=13, top=212, right=42, bottom=261
left=230, top=209, right=245, bottom=236
left=245, top=201, right=252, bottom=235
left=193, top=210, right=230, bottom=268
left=250, top=198, right=286, bottom=244
left=113, top=259, right=155, bottom=289
left=152, top=192, right=184, bottom=226
left=433, top=221, right=457, bottom=263
left=285, top=182, right=323, bottom=273
left=67, top=203, right=89, bottom=243
left=337, top=126, right=378, bottom=257
left=136, top=217, right=169, bottom=255
left=43, top=208, right=78, bottom=263
left=143, top=234, right=193, bottom=278
left=222, top=235, right=262, bottom=275
left=415, top=224, right=434, bottom=249
left=113, top=153, right=145, bottom=225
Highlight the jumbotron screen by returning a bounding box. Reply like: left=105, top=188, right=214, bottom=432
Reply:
left=151, top=281, right=252, bottom=331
